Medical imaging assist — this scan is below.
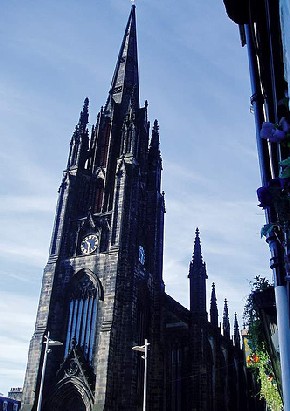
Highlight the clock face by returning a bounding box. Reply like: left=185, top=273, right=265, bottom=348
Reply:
left=80, top=234, right=99, bottom=255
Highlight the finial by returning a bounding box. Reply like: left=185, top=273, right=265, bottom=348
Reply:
left=234, top=312, right=241, bottom=347
left=210, top=282, right=218, bottom=328
left=78, top=97, right=89, bottom=130
left=223, top=298, right=230, bottom=339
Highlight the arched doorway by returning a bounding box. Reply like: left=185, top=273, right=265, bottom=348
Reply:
left=58, top=394, right=86, bottom=411
left=44, top=377, right=93, bottom=411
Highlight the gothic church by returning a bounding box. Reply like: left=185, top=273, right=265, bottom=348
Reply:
left=22, top=6, right=260, bottom=411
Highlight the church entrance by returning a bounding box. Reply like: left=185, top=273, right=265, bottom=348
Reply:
left=55, top=396, right=86, bottom=411
left=45, top=392, right=88, bottom=411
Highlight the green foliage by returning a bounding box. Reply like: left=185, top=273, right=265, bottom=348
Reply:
left=244, top=276, right=271, bottom=352
left=250, top=349, right=283, bottom=411
left=244, top=276, right=283, bottom=410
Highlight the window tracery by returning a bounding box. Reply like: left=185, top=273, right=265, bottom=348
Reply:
left=64, top=271, right=100, bottom=363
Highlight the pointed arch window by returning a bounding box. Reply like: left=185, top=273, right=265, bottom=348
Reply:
left=64, top=271, right=101, bottom=363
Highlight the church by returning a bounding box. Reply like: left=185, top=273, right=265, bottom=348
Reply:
left=21, top=6, right=262, bottom=411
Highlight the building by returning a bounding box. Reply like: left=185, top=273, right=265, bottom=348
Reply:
left=7, top=388, right=22, bottom=403
left=22, top=6, right=261, bottom=411
left=222, top=0, right=290, bottom=408
left=0, top=396, right=21, bottom=411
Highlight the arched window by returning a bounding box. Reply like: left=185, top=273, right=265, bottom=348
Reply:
left=64, top=271, right=100, bottom=363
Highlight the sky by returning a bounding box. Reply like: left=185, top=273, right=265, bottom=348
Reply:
left=0, top=0, right=272, bottom=397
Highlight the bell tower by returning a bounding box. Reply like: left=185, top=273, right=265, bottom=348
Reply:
left=22, top=6, right=165, bottom=411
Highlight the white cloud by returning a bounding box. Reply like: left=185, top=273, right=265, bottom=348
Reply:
left=0, top=195, right=55, bottom=214
left=0, top=291, right=38, bottom=395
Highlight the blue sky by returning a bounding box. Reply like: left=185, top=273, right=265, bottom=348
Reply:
left=0, top=0, right=271, bottom=396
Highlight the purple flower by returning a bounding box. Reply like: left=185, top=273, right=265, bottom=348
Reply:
left=260, top=122, right=275, bottom=139
left=272, top=129, right=286, bottom=142
left=260, top=121, right=287, bottom=142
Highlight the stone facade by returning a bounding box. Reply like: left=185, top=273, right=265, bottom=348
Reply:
left=21, top=6, right=263, bottom=411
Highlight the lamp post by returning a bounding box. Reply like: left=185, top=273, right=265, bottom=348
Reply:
left=132, top=339, right=150, bottom=411
left=36, top=332, right=63, bottom=411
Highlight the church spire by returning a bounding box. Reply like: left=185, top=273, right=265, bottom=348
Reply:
left=78, top=97, right=89, bottom=131
left=193, top=227, right=202, bottom=263
left=210, top=282, right=218, bottom=328
left=222, top=299, right=230, bottom=339
left=234, top=313, right=241, bottom=347
left=105, top=5, right=139, bottom=113
left=67, top=97, right=89, bottom=170
left=147, top=119, right=162, bottom=191
left=188, top=228, right=208, bottom=316
left=150, top=119, right=160, bottom=150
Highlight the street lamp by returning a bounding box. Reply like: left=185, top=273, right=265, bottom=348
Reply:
left=132, top=339, right=150, bottom=411
left=36, top=332, right=63, bottom=411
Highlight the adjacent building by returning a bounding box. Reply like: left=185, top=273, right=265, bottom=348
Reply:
left=223, top=0, right=290, bottom=408
left=0, top=396, right=21, bottom=411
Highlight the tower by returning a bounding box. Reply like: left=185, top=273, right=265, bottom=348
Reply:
left=188, top=228, right=208, bottom=316
left=223, top=298, right=231, bottom=339
left=210, top=282, right=219, bottom=328
left=234, top=312, right=241, bottom=347
left=22, top=6, right=165, bottom=411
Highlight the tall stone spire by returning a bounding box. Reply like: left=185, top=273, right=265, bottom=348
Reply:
left=105, top=5, right=139, bottom=114
left=234, top=312, right=241, bottom=347
left=147, top=119, right=162, bottom=189
left=210, top=282, right=218, bottom=328
left=67, top=97, right=89, bottom=170
left=222, top=299, right=230, bottom=339
left=188, top=228, right=208, bottom=316
left=193, top=227, right=202, bottom=263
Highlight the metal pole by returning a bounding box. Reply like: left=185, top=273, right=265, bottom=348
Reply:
left=36, top=332, right=50, bottom=411
left=143, top=339, right=148, bottom=411
left=132, top=340, right=150, bottom=410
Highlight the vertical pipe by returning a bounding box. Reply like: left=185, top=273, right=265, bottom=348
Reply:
left=143, top=339, right=148, bottom=411
left=244, top=25, right=270, bottom=185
